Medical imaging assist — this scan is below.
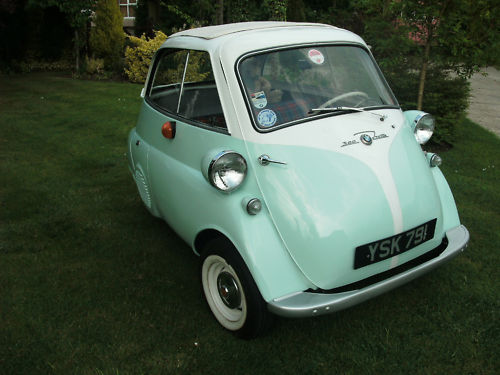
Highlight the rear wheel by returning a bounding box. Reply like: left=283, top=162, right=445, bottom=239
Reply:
left=200, top=238, right=272, bottom=339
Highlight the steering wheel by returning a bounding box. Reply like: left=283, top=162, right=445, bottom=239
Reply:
left=318, top=91, right=369, bottom=109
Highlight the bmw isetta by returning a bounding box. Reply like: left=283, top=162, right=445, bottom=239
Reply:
left=127, top=22, right=469, bottom=338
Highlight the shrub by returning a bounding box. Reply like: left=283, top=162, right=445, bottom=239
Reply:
left=124, top=30, right=167, bottom=83
left=90, top=0, right=124, bottom=72
left=13, top=59, right=73, bottom=73
left=85, top=57, right=105, bottom=76
left=420, top=70, right=470, bottom=145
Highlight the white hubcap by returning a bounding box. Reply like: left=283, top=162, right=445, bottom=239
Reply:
left=202, top=255, right=247, bottom=330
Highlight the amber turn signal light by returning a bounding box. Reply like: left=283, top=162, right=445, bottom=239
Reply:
left=161, top=121, right=176, bottom=139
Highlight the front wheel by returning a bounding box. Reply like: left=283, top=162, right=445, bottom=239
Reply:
left=200, top=238, right=272, bottom=339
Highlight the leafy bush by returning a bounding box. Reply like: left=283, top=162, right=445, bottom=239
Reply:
left=420, top=70, right=470, bottom=145
left=124, top=30, right=167, bottom=83
left=85, top=57, right=105, bottom=75
left=13, top=59, right=73, bottom=73
left=90, top=0, right=124, bottom=72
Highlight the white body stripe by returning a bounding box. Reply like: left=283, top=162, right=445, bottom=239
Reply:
left=237, top=110, right=406, bottom=235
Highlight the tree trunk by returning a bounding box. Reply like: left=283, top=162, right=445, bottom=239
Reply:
left=417, top=34, right=431, bottom=110
left=216, top=0, right=223, bottom=25
left=417, top=1, right=450, bottom=110
left=288, top=0, right=306, bottom=21
left=75, top=28, right=80, bottom=73
left=382, top=0, right=391, bottom=18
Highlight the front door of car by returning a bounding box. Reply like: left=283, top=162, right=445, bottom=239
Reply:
left=140, top=48, right=232, bottom=239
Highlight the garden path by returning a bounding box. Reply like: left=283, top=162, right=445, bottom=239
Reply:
left=468, top=67, right=500, bottom=137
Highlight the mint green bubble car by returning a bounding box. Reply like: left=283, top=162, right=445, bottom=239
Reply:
left=127, top=22, right=469, bottom=338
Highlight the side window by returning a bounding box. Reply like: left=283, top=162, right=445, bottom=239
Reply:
left=148, top=49, right=227, bottom=130
left=149, top=49, right=188, bottom=113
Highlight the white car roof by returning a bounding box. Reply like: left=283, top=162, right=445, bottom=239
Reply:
left=169, top=21, right=335, bottom=40
left=162, top=22, right=366, bottom=56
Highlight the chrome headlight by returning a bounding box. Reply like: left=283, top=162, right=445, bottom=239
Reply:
left=414, top=113, right=435, bottom=144
left=208, top=151, right=247, bottom=192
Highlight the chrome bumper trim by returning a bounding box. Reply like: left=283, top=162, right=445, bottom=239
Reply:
left=267, top=225, right=469, bottom=318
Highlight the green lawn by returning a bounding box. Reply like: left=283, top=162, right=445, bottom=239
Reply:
left=1, top=73, right=498, bottom=375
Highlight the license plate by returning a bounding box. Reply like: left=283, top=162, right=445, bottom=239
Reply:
left=354, top=219, right=437, bottom=269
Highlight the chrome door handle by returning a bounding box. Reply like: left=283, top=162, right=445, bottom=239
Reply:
left=258, top=154, right=287, bottom=166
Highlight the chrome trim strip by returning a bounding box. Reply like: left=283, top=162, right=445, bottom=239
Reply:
left=267, top=225, right=469, bottom=318
left=413, top=111, right=430, bottom=125
left=175, top=50, right=191, bottom=113
left=177, top=51, right=191, bottom=113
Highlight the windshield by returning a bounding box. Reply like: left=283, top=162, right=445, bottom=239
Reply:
left=238, top=45, right=398, bottom=130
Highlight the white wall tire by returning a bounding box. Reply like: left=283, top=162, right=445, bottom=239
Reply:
left=200, top=238, right=273, bottom=339
left=202, top=255, right=247, bottom=331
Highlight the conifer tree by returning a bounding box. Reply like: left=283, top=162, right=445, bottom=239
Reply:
left=90, top=0, right=124, bottom=71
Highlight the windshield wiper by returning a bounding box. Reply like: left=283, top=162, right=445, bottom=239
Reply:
left=309, top=106, right=387, bottom=121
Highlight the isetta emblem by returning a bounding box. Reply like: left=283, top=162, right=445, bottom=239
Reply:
left=341, top=131, right=388, bottom=147
left=360, top=134, right=373, bottom=145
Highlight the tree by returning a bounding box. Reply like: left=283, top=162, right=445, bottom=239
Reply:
left=225, top=0, right=267, bottom=23
left=286, top=0, right=305, bottom=22
left=264, top=0, right=287, bottom=21
left=396, top=0, right=499, bottom=109
left=354, top=0, right=498, bottom=145
left=0, top=0, right=28, bottom=67
left=28, top=0, right=97, bottom=72
left=90, top=0, right=124, bottom=71
left=303, top=0, right=361, bottom=32
left=215, top=0, right=223, bottom=24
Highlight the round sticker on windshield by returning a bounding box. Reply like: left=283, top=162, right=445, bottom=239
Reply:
left=257, top=109, right=277, bottom=127
left=308, top=49, right=325, bottom=65
left=251, top=91, right=267, bottom=109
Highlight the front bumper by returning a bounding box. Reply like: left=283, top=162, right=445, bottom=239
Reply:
left=267, top=225, right=469, bottom=318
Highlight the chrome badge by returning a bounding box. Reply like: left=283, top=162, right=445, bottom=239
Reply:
left=360, top=134, right=373, bottom=145
left=341, top=131, right=389, bottom=147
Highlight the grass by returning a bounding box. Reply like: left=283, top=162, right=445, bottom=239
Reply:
left=0, top=73, right=498, bottom=375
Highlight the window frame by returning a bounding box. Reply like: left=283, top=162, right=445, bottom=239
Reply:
left=119, top=0, right=137, bottom=19
left=235, top=42, right=400, bottom=133
left=145, top=48, right=229, bottom=135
